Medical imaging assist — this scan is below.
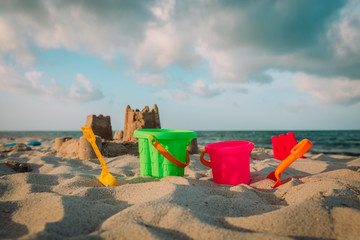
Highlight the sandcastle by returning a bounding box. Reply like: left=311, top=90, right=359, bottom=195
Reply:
left=54, top=113, right=136, bottom=160
left=85, top=114, right=112, bottom=140
left=54, top=104, right=198, bottom=160
left=123, top=104, right=161, bottom=141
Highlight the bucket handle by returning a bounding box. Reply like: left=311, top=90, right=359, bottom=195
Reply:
left=200, top=149, right=211, bottom=168
left=148, top=135, right=190, bottom=168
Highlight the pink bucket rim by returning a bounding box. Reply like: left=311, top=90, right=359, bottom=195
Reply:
left=205, top=141, right=254, bottom=154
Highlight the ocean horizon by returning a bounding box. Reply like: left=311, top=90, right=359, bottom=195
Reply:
left=1, top=130, right=359, bottom=157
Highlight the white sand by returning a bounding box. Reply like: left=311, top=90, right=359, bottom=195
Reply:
left=0, top=137, right=359, bottom=239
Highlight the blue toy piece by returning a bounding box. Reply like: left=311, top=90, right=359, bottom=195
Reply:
left=5, top=143, right=17, bottom=147
left=4, top=141, right=41, bottom=147
left=27, top=141, right=42, bottom=146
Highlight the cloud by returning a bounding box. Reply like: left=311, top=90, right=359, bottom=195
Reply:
left=327, top=0, right=360, bottom=57
left=68, top=74, right=104, bottom=102
left=200, top=0, right=346, bottom=52
left=157, top=79, right=248, bottom=100
left=191, top=79, right=224, bottom=98
left=156, top=89, right=189, bottom=100
left=126, top=70, right=166, bottom=86
left=196, top=42, right=277, bottom=83
left=0, top=62, right=103, bottom=102
left=192, top=0, right=357, bottom=83
left=0, top=0, right=359, bottom=91
left=0, top=63, right=49, bottom=95
left=0, top=17, right=35, bottom=65
left=133, top=0, right=200, bottom=70
left=227, top=86, right=248, bottom=94
left=134, top=22, right=200, bottom=69
left=0, top=0, right=155, bottom=63
left=173, top=91, right=189, bottom=100
left=293, top=72, right=360, bottom=105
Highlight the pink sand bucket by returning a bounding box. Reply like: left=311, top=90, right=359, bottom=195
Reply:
left=200, top=141, right=254, bottom=185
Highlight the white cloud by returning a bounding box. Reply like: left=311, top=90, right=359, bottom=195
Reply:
left=156, top=79, right=248, bottom=100
left=0, top=62, right=103, bottom=102
left=327, top=0, right=360, bottom=57
left=195, top=41, right=274, bottom=83
left=135, top=23, right=181, bottom=68
left=227, top=86, right=248, bottom=94
left=68, top=74, right=104, bottom=102
left=0, top=0, right=359, bottom=94
left=0, top=18, right=17, bottom=52
left=127, top=70, right=166, bottom=86
left=156, top=89, right=189, bottom=100
left=195, top=42, right=239, bottom=81
left=191, top=79, right=224, bottom=98
left=134, top=0, right=200, bottom=69
left=293, top=72, right=360, bottom=105
left=174, top=91, right=189, bottom=100
left=0, top=63, right=29, bottom=93
left=0, top=1, right=153, bottom=64
left=0, top=17, right=35, bottom=65
left=74, top=74, right=92, bottom=92
left=151, top=0, right=175, bottom=22
left=25, top=70, right=43, bottom=85
left=32, top=3, right=125, bottom=62
left=190, top=79, right=248, bottom=98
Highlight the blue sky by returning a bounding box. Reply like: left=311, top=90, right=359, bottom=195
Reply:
left=0, top=0, right=360, bottom=131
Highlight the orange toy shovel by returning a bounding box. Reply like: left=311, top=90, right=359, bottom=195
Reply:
left=81, top=126, right=119, bottom=187
left=267, top=139, right=312, bottom=188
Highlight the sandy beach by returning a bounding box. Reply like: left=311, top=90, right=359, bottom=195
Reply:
left=1, top=136, right=359, bottom=240
left=1, top=0, right=360, bottom=239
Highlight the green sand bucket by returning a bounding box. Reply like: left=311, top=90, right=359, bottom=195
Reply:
left=134, top=129, right=197, bottom=178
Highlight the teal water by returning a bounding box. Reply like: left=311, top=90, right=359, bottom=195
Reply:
left=196, top=130, right=360, bottom=156
left=1, top=130, right=359, bottom=156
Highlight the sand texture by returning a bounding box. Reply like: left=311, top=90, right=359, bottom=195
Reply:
left=0, top=137, right=359, bottom=239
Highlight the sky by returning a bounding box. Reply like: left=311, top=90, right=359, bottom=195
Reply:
left=0, top=0, right=360, bottom=131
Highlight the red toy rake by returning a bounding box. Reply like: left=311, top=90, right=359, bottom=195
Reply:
left=272, top=132, right=306, bottom=160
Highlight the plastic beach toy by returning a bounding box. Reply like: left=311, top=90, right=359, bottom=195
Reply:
left=4, top=143, right=17, bottom=147
left=5, top=141, right=41, bottom=147
left=272, top=132, right=305, bottom=160
left=134, top=129, right=196, bottom=178
left=200, top=141, right=254, bottom=185
left=27, top=141, right=41, bottom=146
left=267, top=139, right=312, bottom=188
left=81, top=127, right=119, bottom=187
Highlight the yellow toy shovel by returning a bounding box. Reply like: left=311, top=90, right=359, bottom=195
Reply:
left=81, top=126, right=119, bottom=187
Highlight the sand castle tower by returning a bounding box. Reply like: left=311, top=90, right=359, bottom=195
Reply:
left=123, top=104, right=161, bottom=141
left=85, top=114, right=113, bottom=140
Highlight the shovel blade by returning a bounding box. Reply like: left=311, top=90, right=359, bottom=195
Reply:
left=267, top=171, right=277, bottom=181
left=272, top=179, right=282, bottom=188
left=267, top=171, right=282, bottom=188
left=100, top=171, right=119, bottom=187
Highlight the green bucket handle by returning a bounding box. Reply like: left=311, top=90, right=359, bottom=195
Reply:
left=148, top=135, right=190, bottom=168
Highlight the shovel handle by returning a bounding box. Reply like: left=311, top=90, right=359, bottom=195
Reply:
left=291, top=139, right=312, bottom=158
left=81, top=127, right=108, bottom=172
left=274, top=139, right=312, bottom=176
left=81, top=126, right=97, bottom=143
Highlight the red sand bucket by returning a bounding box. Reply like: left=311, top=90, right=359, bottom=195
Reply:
left=200, top=141, right=254, bottom=185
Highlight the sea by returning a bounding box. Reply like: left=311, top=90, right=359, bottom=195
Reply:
left=1, top=130, right=359, bottom=157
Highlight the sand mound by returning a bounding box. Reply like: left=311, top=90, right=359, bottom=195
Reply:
left=0, top=139, right=359, bottom=239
